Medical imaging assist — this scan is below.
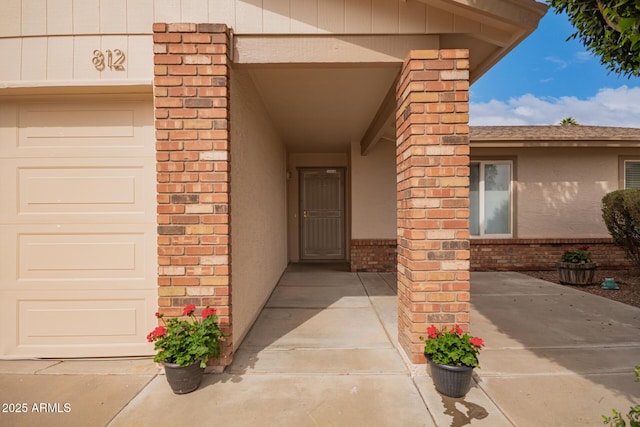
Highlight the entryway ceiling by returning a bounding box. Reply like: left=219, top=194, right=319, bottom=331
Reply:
left=248, top=65, right=400, bottom=153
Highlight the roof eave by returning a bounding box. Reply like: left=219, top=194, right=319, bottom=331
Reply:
left=471, top=140, right=640, bottom=148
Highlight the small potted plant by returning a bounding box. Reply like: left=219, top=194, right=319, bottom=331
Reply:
left=421, top=324, right=484, bottom=398
left=556, top=246, right=597, bottom=285
left=147, top=304, right=224, bottom=394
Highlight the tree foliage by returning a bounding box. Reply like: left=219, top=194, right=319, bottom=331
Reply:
left=548, top=0, right=640, bottom=77
left=601, top=188, right=640, bottom=268
left=560, top=116, right=579, bottom=125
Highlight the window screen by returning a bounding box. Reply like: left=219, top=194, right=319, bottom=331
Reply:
left=625, top=161, right=640, bottom=188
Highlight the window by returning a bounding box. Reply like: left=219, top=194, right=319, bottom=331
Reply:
left=624, top=160, right=640, bottom=188
left=470, top=161, right=512, bottom=237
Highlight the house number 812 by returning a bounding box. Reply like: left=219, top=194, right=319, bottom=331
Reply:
left=92, top=49, right=126, bottom=71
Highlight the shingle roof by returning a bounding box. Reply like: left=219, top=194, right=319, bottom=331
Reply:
left=470, top=125, right=640, bottom=141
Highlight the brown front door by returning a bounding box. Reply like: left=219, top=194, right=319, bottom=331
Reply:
left=299, top=168, right=345, bottom=260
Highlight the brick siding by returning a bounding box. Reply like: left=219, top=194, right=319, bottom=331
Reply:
left=396, top=49, right=471, bottom=364
left=348, top=238, right=632, bottom=273
left=153, top=23, right=233, bottom=366
left=350, top=239, right=397, bottom=272
left=471, top=238, right=633, bottom=270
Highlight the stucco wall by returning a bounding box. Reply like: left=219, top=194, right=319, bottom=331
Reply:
left=350, top=139, right=396, bottom=239
left=230, top=68, right=287, bottom=349
left=473, top=147, right=635, bottom=239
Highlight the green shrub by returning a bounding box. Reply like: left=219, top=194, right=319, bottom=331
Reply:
left=601, top=189, right=640, bottom=268
left=601, top=366, right=640, bottom=427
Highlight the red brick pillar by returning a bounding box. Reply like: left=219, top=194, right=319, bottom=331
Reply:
left=153, top=23, right=232, bottom=366
left=396, top=50, right=470, bottom=364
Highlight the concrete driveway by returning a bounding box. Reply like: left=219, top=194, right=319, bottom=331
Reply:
left=0, top=266, right=638, bottom=427
left=470, top=272, right=639, bottom=426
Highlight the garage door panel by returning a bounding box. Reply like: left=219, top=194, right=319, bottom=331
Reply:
left=20, top=233, right=140, bottom=281
left=0, top=97, right=156, bottom=358
left=22, top=169, right=138, bottom=210
left=21, top=301, right=138, bottom=340
left=21, top=109, right=134, bottom=140
left=0, top=158, right=154, bottom=223
left=0, top=100, right=153, bottom=158
left=0, top=224, right=155, bottom=291
left=0, top=290, right=155, bottom=358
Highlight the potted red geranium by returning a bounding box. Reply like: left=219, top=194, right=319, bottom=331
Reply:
left=421, top=324, right=485, bottom=398
left=147, top=304, right=224, bottom=394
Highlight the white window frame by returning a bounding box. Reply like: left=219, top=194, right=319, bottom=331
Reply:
left=470, top=160, right=513, bottom=238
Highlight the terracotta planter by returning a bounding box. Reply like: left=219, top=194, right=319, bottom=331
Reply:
left=556, top=262, right=597, bottom=285
left=163, top=361, right=205, bottom=394
left=426, top=354, right=474, bottom=398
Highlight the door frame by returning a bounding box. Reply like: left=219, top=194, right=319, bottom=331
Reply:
left=298, top=167, right=347, bottom=261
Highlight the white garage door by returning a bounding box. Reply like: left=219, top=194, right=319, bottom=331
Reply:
left=0, top=96, right=156, bottom=358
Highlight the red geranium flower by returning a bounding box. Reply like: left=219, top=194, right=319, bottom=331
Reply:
left=427, top=325, right=439, bottom=339
left=146, top=326, right=167, bottom=342
left=454, top=324, right=464, bottom=336
left=182, top=304, right=196, bottom=316
left=469, top=337, right=485, bottom=348
left=201, top=307, right=216, bottom=319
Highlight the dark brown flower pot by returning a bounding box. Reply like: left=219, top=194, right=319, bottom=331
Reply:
left=426, top=354, right=474, bottom=398
left=163, top=361, right=205, bottom=394
left=556, top=262, right=597, bottom=285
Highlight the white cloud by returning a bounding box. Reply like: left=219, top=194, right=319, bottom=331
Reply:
left=544, top=56, right=569, bottom=70
left=470, top=86, right=640, bottom=127
left=574, top=51, right=593, bottom=62
left=544, top=51, right=594, bottom=71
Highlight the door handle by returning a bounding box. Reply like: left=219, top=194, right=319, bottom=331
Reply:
left=303, top=210, right=308, bottom=218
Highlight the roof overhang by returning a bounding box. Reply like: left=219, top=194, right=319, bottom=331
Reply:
left=360, top=0, right=548, bottom=155
left=470, top=126, right=640, bottom=148
left=422, top=0, right=549, bottom=82
left=232, top=0, right=548, bottom=154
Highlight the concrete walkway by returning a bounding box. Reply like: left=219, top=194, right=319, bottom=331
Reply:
left=0, top=265, right=638, bottom=426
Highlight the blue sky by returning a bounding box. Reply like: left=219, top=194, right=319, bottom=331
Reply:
left=469, top=8, right=640, bottom=127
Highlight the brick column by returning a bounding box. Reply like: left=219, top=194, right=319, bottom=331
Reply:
left=396, top=50, right=470, bottom=364
left=153, top=23, right=232, bottom=366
